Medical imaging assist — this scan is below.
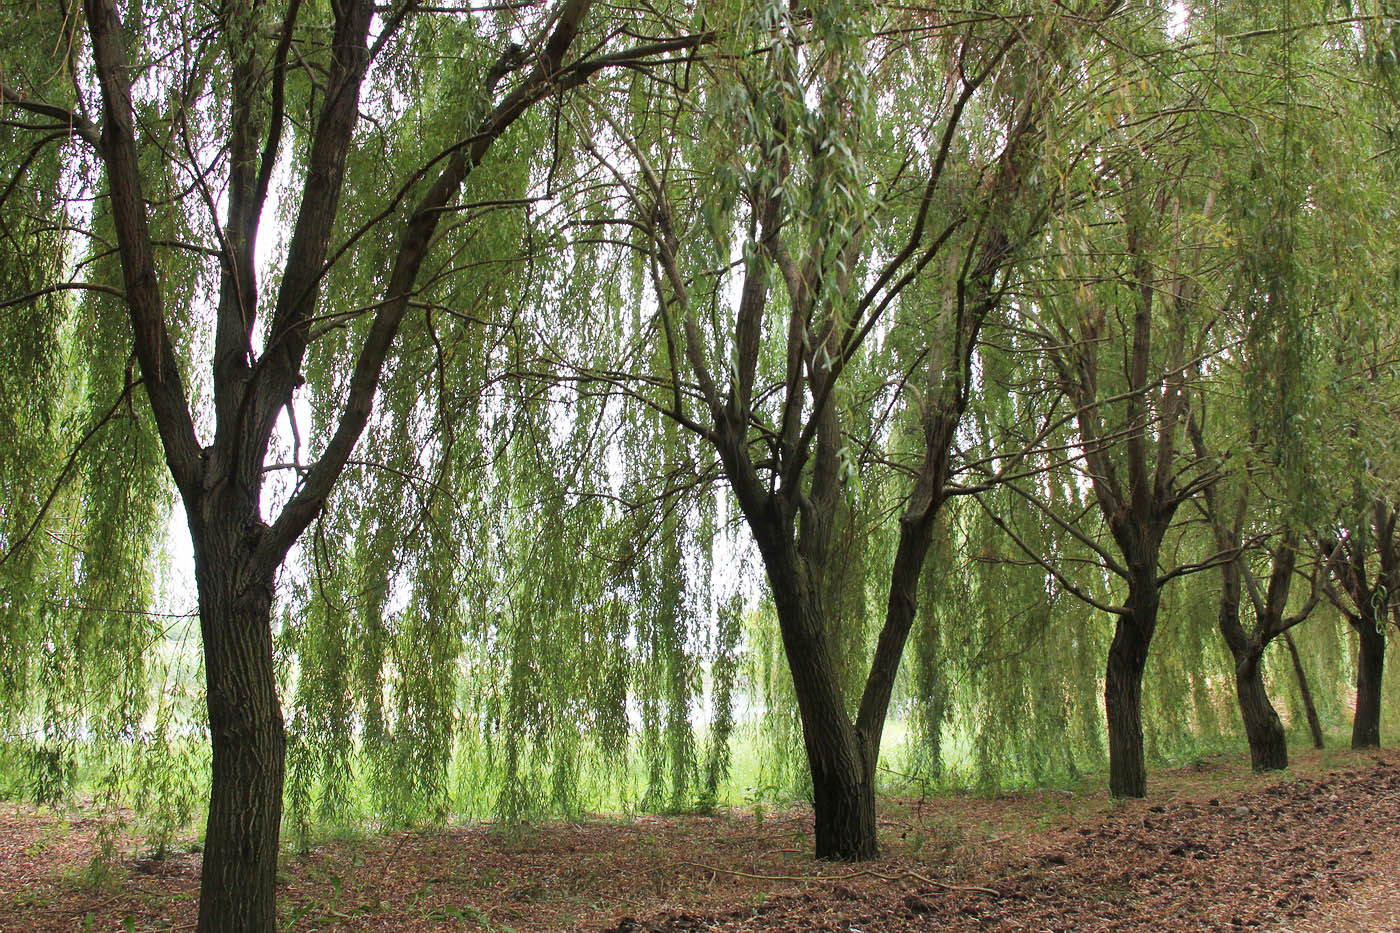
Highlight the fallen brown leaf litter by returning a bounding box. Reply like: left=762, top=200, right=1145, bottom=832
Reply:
left=3, top=747, right=1399, bottom=931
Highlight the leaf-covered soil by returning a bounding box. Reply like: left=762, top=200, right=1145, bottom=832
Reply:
left=3, top=747, right=1399, bottom=931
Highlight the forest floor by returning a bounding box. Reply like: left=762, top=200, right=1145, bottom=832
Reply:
left=3, top=746, right=1400, bottom=931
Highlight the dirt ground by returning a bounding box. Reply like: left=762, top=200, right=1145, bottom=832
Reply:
left=3, top=747, right=1399, bottom=931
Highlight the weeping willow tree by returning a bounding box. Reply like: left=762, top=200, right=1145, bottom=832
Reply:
left=977, top=0, right=1400, bottom=794
left=0, top=2, right=182, bottom=836
left=977, top=11, right=1261, bottom=798
left=282, top=340, right=726, bottom=837
left=534, top=0, right=1135, bottom=857
left=0, top=73, right=88, bottom=801
left=909, top=492, right=1112, bottom=790
left=1171, top=0, right=1400, bottom=771
left=5, top=0, right=1400, bottom=926
left=1318, top=447, right=1400, bottom=749
left=0, top=0, right=715, bottom=926
left=932, top=0, right=1400, bottom=787
left=1310, top=8, right=1400, bottom=751
left=0, top=82, right=171, bottom=815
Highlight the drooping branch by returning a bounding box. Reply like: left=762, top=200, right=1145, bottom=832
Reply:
left=852, top=61, right=1060, bottom=749
left=0, top=378, right=143, bottom=567
left=260, top=0, right=609, bottom=570
left=0, top=280, right=126, bottom=310
left=974, top=493, right=1133, bottom=618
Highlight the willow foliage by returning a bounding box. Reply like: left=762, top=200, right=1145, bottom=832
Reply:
left=0, top=0, right=1395, bottom=862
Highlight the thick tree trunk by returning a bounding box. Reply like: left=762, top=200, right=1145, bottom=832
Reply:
left=760, top=533, right=878, bottom=860
left=778, top=602, right=878, bottom=859
left=1352, top=621, right=1385, bottom=749
left=194, top=539, right=285, bottom=933
left=810, top=744, right=878, bottom=860
left=1105, top=624, right=1148, bottom=798
left=1283, top=632, right=1325, bottom=749
left=1235, top=651, right=1287, bottom=771
left=1105, top=578, right=1157, bottom=798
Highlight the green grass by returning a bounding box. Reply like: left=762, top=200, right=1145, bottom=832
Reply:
left=0, top=709, right=1370, bottom=862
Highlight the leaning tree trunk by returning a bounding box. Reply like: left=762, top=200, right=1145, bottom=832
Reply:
left=1211, top=551, right=1289, bottom=772
left=1352, top=620, right=1385, bottom=749
left=775, top=603, right=877, bottom=859
left=763, top=548, right=878, bottom=860
left=1106, top=577, right=1158, bottom=798
left=1234, top=649, right=1288, bottom=771
left=192, top=522, right=286, bottom=933
left=1283, top=632, right=1325, bottom=749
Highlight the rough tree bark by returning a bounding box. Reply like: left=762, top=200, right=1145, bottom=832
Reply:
left=1235, top=657, right=1288, bottom=769
left=1353, top=618, right=1385, bottom=748
left=1105, top=572, right=1157, bottom=797
left=193, top=553, right=284, bottom=927
left=759, top=534, right=881, bottom=858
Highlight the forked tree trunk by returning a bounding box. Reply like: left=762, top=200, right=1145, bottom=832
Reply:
left=1283, top=632, right=1325, bottom=749
left=1353, top=621, right=1385, bottom=749
left=1105, top=578, right=1157, bottom=798
left=76, top=0, right=600, bottom=924
left=193, top=524, right=286, bottom=933
left=1235, top=650, right=1287, bottom=771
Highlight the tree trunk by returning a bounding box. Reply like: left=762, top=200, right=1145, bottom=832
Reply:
left=1352, top=621, right=1385, bottom=749
left=1208, top=542, right=1288, bottom=772
left=1235, top=650, right=1287, bottom=771
left=1283, top=631, right=1325, bottom=749
left=1105, top=624, right=1148, bottom=798
left=809, top=743, right=878, bottom=860
left=761, top=534, right=878, bottom=860
left=778, top=601, right=878, bottom=859
left=1105, top=578, right=1157, bottom=798
left=194, top=537, right=286, bottom=933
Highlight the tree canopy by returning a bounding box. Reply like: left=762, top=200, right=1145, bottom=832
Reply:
left=3, top=0, right=1400, bottom=927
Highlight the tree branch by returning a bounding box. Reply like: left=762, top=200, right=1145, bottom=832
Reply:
left=0, top=84, right=99, bottom=146
left=259, top=0, right=601, bottom=571
left=82, top=0, right=205, bottom=505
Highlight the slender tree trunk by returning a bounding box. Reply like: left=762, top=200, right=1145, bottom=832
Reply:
left=1353, top=621, right=1385, bottom=749
left=1105, top=577, right=1157, bottom=798
left=1208, top=545, right=1288, bottom=771
left=1235, top=650, right=1287, bottom=771
left=193, top=526, right=285, bottom=933
left=1283, top=632, right=1325, bottom=749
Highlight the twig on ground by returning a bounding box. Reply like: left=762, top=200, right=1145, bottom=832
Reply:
left=677, top=860, right=1000, bottom=897
left=883, top=869, right=1001, bottom=897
